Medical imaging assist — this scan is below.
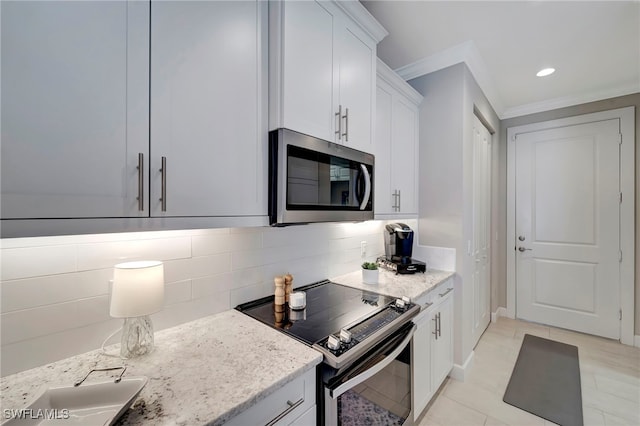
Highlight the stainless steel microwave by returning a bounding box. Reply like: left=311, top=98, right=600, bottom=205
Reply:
left=269, top=129, right=374, bottom=225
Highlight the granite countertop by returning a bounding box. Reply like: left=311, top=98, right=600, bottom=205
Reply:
left=330, top=268, right=455, bottom=302
left=0, top=310, right=322, bottom=425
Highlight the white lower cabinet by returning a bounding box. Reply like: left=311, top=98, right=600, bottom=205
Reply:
left=226, top=368, right=316, bottom=426
left=412, top=282, right=454, bottom=421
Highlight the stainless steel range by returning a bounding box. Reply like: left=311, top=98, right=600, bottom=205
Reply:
left=236, top=280, right=420, bottom=425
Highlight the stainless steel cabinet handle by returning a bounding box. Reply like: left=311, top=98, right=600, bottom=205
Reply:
left=335, top=105, right=342, bottom=140
left=159, top=156, right=167, bottom=212
left=342, top=108, right=349, bottom=142
left=518, top=247, right=532, bottom=252
left=137, top=153, right=144, bottom=211
left=438, top=288, right=453, bottom=298
left=265, top=397, right=304, bottom=426
left=432, top=315, right=438, bottom=340
left=397, top=189, right=401, bottom=212
left=438, top=312, right=442, bottom=338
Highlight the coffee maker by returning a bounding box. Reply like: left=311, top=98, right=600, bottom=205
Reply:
left=380, top=223, right=426, bottom=274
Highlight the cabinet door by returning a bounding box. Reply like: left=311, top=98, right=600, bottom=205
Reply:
left=335, top=22, right=374, bottom=152
left=150, top=0, right=266, bottom=217
left=374, top=83, right=394, bottom=215
left=279, top=0, right=335, bottom=143
left=431, top=292, right=454, bottom=391
left=412, top=309, right=432, bottom=421
left=392, top=98, right=419, bottom=214
left=1, top=1, right=149, bottom=219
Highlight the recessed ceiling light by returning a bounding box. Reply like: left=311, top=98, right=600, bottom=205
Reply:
left=536, top=68, right=555, bottom=77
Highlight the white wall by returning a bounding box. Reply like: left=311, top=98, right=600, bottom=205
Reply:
left=409, top=63, right=500, bottom=368
left=1, top=220, right=415, bottom=376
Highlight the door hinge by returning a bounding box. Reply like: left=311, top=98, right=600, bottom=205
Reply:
left=618, top=133, right=622, bottom=145
left=619, top=250, right=623, bottom=262
left=619, top=309, right=622, bottom=320
left=619, top=192, right=623, bottom=204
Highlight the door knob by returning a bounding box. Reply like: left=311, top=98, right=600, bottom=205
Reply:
left=518, top=236, right=525, bottom=241
left=518, top=247, right=532, bottom=252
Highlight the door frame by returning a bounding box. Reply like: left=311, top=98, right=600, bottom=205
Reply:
left=506, top=106, right=635, bottom=345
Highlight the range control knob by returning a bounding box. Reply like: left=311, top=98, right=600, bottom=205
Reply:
left=395, top=298, right=406, bottom=310
left=327, top=334, right=341, bottom=351
left=339, top=329, right=352, bottom=344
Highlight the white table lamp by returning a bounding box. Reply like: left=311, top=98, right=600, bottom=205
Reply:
left=111, top=261, right=164, bottom=358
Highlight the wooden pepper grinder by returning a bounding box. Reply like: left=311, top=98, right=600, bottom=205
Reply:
left=274, top=276, right=285, bottom=313
left=284, top=273, right=293, bottom=304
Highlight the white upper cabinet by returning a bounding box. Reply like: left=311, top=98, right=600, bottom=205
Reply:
left=150, top=0, right=267, bottom=217
left=375, top=59, right=422, bottom=218
left=1, top=0, right=268, bottom=236
left=1, top=1, right=149, bottom=219
left=269, top=0, right=387, bottom=154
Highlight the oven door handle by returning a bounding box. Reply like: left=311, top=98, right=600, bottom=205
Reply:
left=329, top=324, right=416, bottom=399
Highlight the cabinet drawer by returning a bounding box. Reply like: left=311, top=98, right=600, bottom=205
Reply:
left=226, top=368, right=315, bottom=426
left=414, top=277, right=454, bottom=310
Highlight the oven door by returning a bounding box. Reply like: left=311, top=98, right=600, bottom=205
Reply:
left=323, top=322, right=415, bottom=426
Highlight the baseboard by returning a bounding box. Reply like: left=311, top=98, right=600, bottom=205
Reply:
left=635, top=335, right=640, bottom=348
left=491, top=307, right=508, bottom=323
left=449, top=350, right=474, bottom=382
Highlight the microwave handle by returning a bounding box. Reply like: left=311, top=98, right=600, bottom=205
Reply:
left=359, top=164, right=371, bottom=210
left=329, top=324, right=415, bottom=399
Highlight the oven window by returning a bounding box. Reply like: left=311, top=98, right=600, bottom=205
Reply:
left=336, top=345, right=411, bottom=425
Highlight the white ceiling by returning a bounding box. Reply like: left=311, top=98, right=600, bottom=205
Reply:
left=361, top=1, right=640, bottom=118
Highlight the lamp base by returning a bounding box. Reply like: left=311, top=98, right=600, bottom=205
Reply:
left=120, top=316, right=155, bottom=358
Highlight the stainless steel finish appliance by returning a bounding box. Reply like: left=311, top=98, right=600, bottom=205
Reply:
left=236, top=280, right=419, bottom=425
left=269, top=129, right=374, bottom=226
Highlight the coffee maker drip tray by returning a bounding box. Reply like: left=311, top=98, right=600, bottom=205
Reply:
left=377, top=256, right=426, bottom=275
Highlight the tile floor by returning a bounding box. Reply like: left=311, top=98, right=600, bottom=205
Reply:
left=417, top=317, right=640, bottom=426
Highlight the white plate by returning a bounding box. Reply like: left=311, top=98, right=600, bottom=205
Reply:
left=2, top=376, right=148, bottom=426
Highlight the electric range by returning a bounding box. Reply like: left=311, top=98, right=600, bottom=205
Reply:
left=236, top=279, right=420, bottom=425
left=235, top=279, right=419, bottom=369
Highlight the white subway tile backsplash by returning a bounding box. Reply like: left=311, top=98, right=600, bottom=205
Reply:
left=1, top=269, right=111, bottom=313
left=76, top=237, right=192, bottom=271
left=191, top=273, right=234, bottom=299
left=1, top=296, right=110, bottom=346
left=192, top=231, right=262, bottom=257
left=0, top=220, right=408, bottom=376
left=189, top=253, right=232, bottom=278
left=1, top=245, right=77, bottom=280
left=164, top=279, right=192, bottom=306
left=0, top=318, right=123, bottom=376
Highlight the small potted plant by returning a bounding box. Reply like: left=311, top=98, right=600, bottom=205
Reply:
left=361, top=262, right=379, bottom=284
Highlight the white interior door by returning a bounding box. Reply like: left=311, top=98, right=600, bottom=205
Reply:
left=515, top=119, right=621, bottom=339
left=471, top=115, right=491, bottom=347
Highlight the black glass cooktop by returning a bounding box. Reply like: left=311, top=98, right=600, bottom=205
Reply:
left=235, top=280, right=395, bottom=345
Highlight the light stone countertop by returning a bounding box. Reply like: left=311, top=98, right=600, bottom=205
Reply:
left=0, top=309, right=323, bottom=425
left=330, top=268, right=455, bottom=302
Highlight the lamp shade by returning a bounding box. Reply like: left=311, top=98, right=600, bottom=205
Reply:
left=110, top=261, right=164, bottom=318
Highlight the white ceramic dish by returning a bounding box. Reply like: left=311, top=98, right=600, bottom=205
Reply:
left=1, top=376, right=148, bottom=426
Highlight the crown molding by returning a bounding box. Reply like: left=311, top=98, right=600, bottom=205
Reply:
left=395, top=40, right=505, bottom=117
left=394, top=40, right=640, bottom=119
left=501, top=84, right=640, bottom=119
left=377, top=58, right=424, bottom=105
left=334, top=1, right=389, bottom=43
